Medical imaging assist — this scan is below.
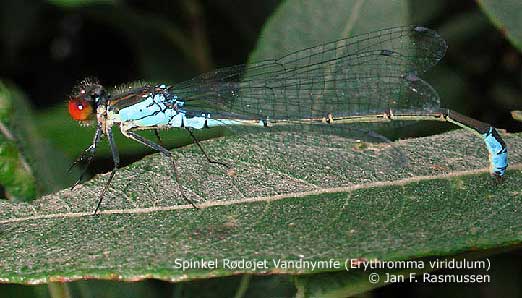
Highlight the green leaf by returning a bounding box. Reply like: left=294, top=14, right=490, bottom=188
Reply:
left=0, top=139, right=35, bottom=200
left=0, top=130, right=521, bottom=286
left=0, top=82, right=72, bottom=200
left=249, top=0, right=409, bottom=63
left=0, top=83, right=36, bottom=201
left=476, top=0, right=522, bottom=51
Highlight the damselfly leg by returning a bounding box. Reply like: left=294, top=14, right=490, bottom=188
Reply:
left=69, top=126, right=103, bottom=188
left=186, top=128, right=231, bottom=169
left=121, top=129, right=199, bottom=209
left=93, top=127, right=120, bottom=215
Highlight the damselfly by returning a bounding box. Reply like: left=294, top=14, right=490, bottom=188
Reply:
left=68, top=26, right=508, bottom=214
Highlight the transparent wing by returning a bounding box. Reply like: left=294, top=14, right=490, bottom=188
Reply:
left=129, top=26, right=450, bottom=202
left=173, top=26, right=446, bottom=120
left=177, top=123, right=409, bottom=203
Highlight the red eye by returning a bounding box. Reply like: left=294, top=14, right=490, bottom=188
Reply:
left=68, top=98, right=93, bottom=121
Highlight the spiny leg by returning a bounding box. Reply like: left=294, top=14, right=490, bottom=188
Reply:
left=69, top=126, right=103, bottom=189
left=93, top=127, right=119, bottom=215
left=186, top=128, right=231, bottom=169
left=122, top=129, right=198, bottom=208
left=69, top=146, right=96, bottom=189
left=68, top=145, right=95, bottom=174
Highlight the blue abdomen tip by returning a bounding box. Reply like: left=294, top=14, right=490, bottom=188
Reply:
left=483, top=127, right=508, bottom=177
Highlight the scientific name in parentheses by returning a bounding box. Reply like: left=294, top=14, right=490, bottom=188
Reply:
left=350, top=258, right=490, bottom=271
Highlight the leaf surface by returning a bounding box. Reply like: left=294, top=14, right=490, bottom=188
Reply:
left=0, top=130, right=521, bottom=285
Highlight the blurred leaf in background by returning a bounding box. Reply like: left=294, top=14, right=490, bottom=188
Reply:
left=0, top=81, right=78, bottom=201
left=476, top=0, right=522, bottom=51
left=249, top=0, right=409, bottom=61
left=476, top=0, right=522, bottom=126
left=0, top=82, right=36, bottom=201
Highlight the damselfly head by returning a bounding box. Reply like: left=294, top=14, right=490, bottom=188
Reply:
left=68, top=77, right=105, bottom=124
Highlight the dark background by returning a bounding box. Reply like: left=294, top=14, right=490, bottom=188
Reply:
left=1, top=0, right=521, bottom=297
left=2, top=0, right=278, bottom=110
